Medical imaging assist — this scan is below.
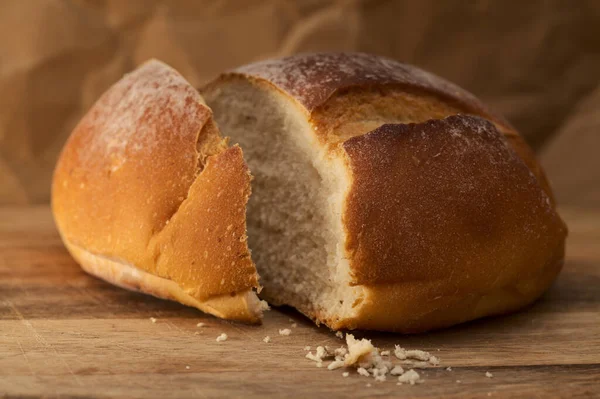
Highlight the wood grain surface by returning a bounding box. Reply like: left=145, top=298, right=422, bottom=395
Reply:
left=1, top=206, right=599, bottom=398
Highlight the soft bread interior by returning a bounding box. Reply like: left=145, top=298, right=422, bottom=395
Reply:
left=205, top=81, right=364, bottom=325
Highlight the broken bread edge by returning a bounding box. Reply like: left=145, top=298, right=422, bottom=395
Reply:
left=51, top=59, right=264, bottom=323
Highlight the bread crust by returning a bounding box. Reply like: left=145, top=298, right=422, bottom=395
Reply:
left=226, top=52, right=510, bottom=127
left=65, top=240, right=262, bottom=322
left=206, top=52, right=567, bottom=332
left=52, top=60, right=262, bottom=322
left=341, top=117, right=566, bottom=331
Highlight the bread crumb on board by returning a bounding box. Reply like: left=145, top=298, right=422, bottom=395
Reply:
left=149, top=317, right=157, bottom=323
left=216, top=333, right=228, bottom=342
left=398, top=369, right=421, bottom=385
left=486, top=371, right=493, bottom=378
left=301, top=332, right=442, bottom=387
left=279, top=328, right=292, bottom=336
left=196, top=322, right=205, bottom=327
left=327, top=360, right=345, bottom=370
left=263, top=336, right=271, bottom=343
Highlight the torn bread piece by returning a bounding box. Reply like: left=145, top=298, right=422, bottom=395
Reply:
left=52, top=60, right=264, bottom=323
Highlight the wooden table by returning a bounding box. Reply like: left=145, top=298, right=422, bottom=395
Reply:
left=1, top=206, right=599, bottom=398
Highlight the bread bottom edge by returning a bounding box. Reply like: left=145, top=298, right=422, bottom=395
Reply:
left=324, top=256, right=565, bottom=333
left=64, top=240, right=264, bottom=323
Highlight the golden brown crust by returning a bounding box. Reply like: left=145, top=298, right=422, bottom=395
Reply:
left=342, top=116, right=566, bottom=286
left=226, top=52, right=511, bottom=128
left=335, top=249, right=564, bottom=333
left=65, top=241, right=263, bottom=323
left=52, top=60, right=261, bottom=322
left=339, top=117, right=566, bottom=332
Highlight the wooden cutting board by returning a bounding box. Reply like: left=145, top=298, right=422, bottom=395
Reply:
left=1, top=206, right=599, bottom=398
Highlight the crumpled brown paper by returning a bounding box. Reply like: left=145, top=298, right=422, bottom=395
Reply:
left=1, top=0, right=599, bottom=204
left=542, top=84, right=600, bottom=208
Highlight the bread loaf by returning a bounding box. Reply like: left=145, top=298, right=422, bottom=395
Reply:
left=53, top=53, right=567, bottom=332
left=202, top=52, right=567, bottom=332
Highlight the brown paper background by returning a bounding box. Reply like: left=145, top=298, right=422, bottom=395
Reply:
left=1, top=0, right=599, bottom=205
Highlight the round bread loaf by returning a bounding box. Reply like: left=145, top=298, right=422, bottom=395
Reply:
left=52, top=60, right=265, bottom=323
left=202, top=52, right=567, bottom=332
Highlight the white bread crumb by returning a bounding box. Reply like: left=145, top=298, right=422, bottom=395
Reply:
left=259, top=300, right=270, bottom=311
left=429, top=355, right=440, bottom=366
left=334, top=346, right=348, bottom=361
left=316, top=346, right=328, bottom=359
left=411, top=361, right=430, bottom=369
left=185, top=366, right=190, bottom=370
left=394, top=345, right=407, bottom=360
left=375, top=375, right=386, bottom=382
left=194, top=331, right=201, bottom=335
left=279, top=328, right=291, bottom=336
left=405, top=350, right=431, bottom=361
left=306, top=347, right=329, bottom=363
left=486, top=371, right=493, bottom=378
left=328, top=360, right=345, bottom=370
left=357, top=367, right=370, bottom=377
left=216, top=333, right=227, bottom=342
left=390, top=366, right=404, bottom=376
left=380, top=350, right=390, bottom=356
left=304, top=346, right=311, bottom=351
left=398, top=369, right=420, bottom=385
left=446, top=366, right=452, bottom=371
left=149, top=317, right=157, bottom=323
left=342, top=372, right=349, bottom=377
left=335, top=331, right=344, bottom=339
left=370, top=366, right=388, bottom=377
left=344, top=334, right=375, bottom=366
left=456, top=380, right=462, bottom=383
left=316, top=361, right=323, bottom=368
left=263, top=336, right=271, bottom=343
left=196, top=322, right=205, bottom=327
